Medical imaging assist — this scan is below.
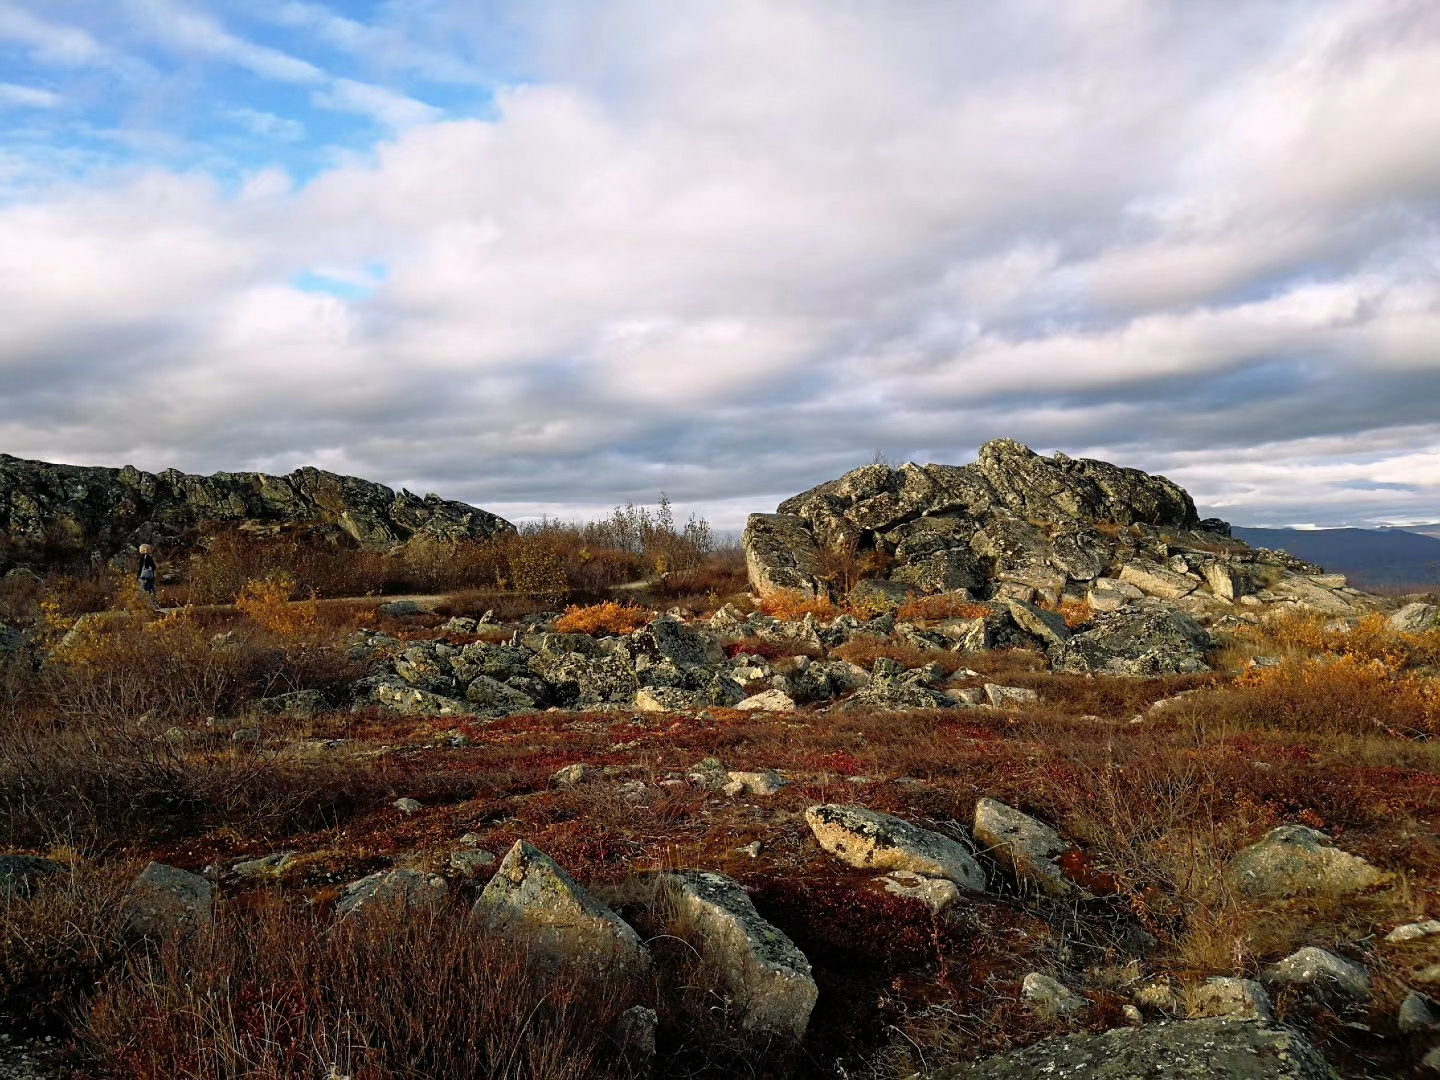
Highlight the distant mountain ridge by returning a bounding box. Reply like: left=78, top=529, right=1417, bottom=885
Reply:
left=1230, top=526, right=1440, bottom=589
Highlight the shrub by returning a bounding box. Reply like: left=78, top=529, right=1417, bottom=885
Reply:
left=554, top=602, right=652, bottom=635
left=236, top=575, right=319, bottom=638
left=85, top=895, right=634, bottom=1080
left=757, top=589, right=837, bottom=621
left=896, top=593, right=992, bottom=621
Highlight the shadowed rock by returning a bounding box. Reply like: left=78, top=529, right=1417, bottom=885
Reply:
left=337, top=869, right=446, bottom=918
left=124, top=862, right=213, bottom=937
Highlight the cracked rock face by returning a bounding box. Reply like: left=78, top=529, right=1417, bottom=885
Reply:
left=0, top=454, right=513, bottom=559
left=805, top=804, right=986, bottom=892
left=927, top=1019, right=1333, bottom=1080
left=662, top=870, right=817, bottom=1042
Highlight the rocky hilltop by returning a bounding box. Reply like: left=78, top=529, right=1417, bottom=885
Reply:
left=0, top=454, right=513, bottom=562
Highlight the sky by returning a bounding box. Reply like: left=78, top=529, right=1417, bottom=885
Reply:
left=1, top=0, right=1439, bottom=530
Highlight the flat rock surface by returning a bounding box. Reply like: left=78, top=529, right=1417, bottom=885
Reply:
left=806, top=804, right=986, bottom=892
left=928, top=1019, right=1333, bottom=1080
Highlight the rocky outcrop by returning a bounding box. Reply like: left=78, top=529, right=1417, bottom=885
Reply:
left=748, top=440, right=1215, bottom=604
left=1052, top=606, right=1212, bottom=677
left=928, top=1019, right=1332, bottom=1080
left=0, top=453, right=513, bottom=562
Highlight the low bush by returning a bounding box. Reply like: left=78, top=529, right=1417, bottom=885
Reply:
left=757, top=589, right=838, bottom=621
left=896, top=593, right=992, bottom=621
left=85, top=895, right=636, bottom=1080
left=235, top=575, right=320, bottom=638
left=554, top=601, right=653, bottom=635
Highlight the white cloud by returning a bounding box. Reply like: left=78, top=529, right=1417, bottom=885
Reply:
left=0, top=3, right=106, bottom=66
left=0, top=81, right=60, bottom=108
left=0, top=0, right=1437, bottom=528
left=223, top=106, right=304, bottom=141
left=312, top=77, right=441, bottom=128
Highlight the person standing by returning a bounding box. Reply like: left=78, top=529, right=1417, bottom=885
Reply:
left=137, top=544, right=158, bottom=604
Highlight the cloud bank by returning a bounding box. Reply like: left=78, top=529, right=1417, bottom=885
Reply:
left=0, top=0, right=1438, bottom=527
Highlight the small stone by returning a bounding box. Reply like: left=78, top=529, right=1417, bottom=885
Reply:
left=1133, top=979, right=1180, bottom=1014
left=735, top=689, right=797, bottom=712
left=1022, top=972, right=1085, bottom=1017
left=736, top=840, right=763, bottom=858
left=230, top=727, right=260, bottom=744
left=380, top=600, right=423, bottom=617
left=1121, top=1004, right=1143, bottom=1025
left=551, top=763, right=593, bottom=788
left=1401, top=990, right=1440, bottom=1033
left=1262, top=946, right=1369, bottom=1001
left=725, top=770, right=786, bottom=796
left=232, top=852, right=295, bottom=879
left=1186, top=977, right=1272, bottom=1021
left=983, top=684, right=1038, bottom=708
left=880, top=870, right=961, bottom=913
left=393, top=797, right=423, bottom=814
left=1387, top=920, right=1440, bottom=944
left=337, top=869, right=446, bottom=917
left=449, top=848, right=498, bottom=876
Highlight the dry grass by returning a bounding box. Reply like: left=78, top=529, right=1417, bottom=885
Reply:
left=758, top=589, right=840, bottom=621
left=85, top=895, right=637, bottom=1080
left=896, top=594, right=992, bottom=621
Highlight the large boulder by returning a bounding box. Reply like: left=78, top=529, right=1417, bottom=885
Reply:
left=742, top=513, right=824, bottom=598
left=1231, top=825, right=1385, bottom=899
left=1053, top=606, right=1212, bottom=676
left=926, top=1019, right=1331, bottom=1080
left=662, top=871, right=817, bottom=1042
left=805, top=805, right=985, bottom=891
left=473, top=841, right=650, bottom=976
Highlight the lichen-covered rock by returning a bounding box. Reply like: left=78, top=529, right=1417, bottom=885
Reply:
left=1119, top=561, right=1201, bottom=600
left=1231, top=825, right=1385, bottom=899
left=336, top=869, right=446, bottom=918
left=465, top=674, right=537, bottom=713
left=725, top=770, right=786, bottom=796
left=1262, top=946, right=1369, bottom=1001
left=983, top=684, right=1038, bottom=708
left=373, top=678, right=472, bottom=717
left=1022, top=972, right=1085, bottom=1017
left=1187, top=978, right=1273, bottom=1021
left=805, top=805, right=985, bottom=891
left=742, top=513, right=824, bottom=598
left=1387, top=920, right=1440, bottom=944
left=662, top=870, right=817, bottom=1042
left=1005, top=600, right=1071, bottom=646
left=635, top=616, right=727, bottom=668
left=736, top=689, right=797, bottom=712
left=124, top=862, right=213, bottom=936
left=973, top=798, right=1075, bottom=896
left=0, top=453, right=512, bottom=558
left=880, top=870, right=962, bottom=913
left=926, top=1018, right=1331, bottom=1080
left=634, top=686, right=705, bottom=712
left=1390, top=602, right=1440, bottom=634
left=473, top=841, right=649, bottom=975
left=1053, top=606, right=1212, bottom=677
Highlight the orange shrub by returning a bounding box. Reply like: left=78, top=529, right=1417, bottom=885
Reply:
left=236, top=576, right=318, bottom=638
left=553, top=601, right=652, bottom=635
left=757, top=588, right=837, bottom=621
left=897, top=593, right=991, bottom=621
left=1214, top=653, right=1440, bottom=736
